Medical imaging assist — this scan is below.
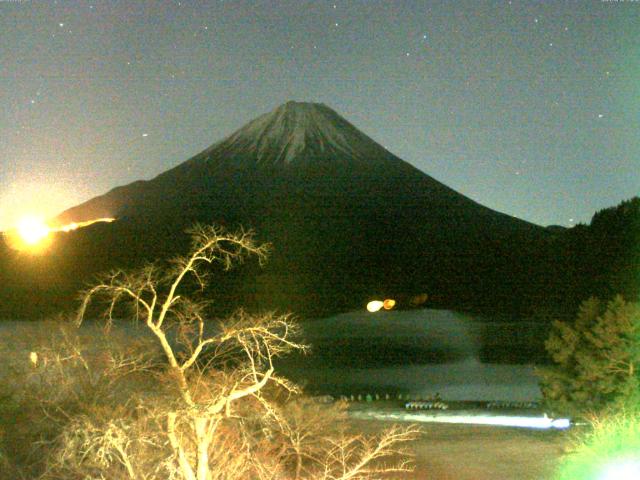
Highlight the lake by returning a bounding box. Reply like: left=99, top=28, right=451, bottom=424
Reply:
left=277, top=309, right=548, bottom=402
left=0, top=308, right=549, bottom=403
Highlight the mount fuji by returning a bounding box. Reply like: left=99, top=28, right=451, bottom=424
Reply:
left=3, top=102, right=553, bottom=318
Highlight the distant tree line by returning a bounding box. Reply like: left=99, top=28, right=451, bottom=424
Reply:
left=549, top=196, right=640, bottom=315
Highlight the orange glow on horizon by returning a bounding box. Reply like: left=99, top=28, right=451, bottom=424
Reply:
left=3, top=216, right=115, bottom=253
left=16, top=216, right=50, bottom=246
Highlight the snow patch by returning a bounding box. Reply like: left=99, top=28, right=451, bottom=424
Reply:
left=208, top=101, right=389, bottom=166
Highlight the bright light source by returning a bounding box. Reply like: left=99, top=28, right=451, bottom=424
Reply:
left=402, top=413, right=572, bottom=430
left=2, top=215, right=54, bottom=253
left=551, top=418, right=571, bottom=429
left=599, top=459, right=640, bottom=480
left=16, top=216, right=50, bottom=245
left=367, top=300, right=384, bottom=313
left=352, top=410, right=572, bottom=430
left=383, top=299, right=396, bottom=310
left=3, top=216, right=116, bottom=253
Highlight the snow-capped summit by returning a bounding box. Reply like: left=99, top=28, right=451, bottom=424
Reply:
left=197, top=101, right=389, bottom=167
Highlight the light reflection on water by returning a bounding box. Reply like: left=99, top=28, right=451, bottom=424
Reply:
left=1, top=308, right=547, bottom=402
left=279, top=309, right=544, bottom=402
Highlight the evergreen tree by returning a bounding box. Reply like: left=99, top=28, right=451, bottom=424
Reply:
left=537, top=295, right=640, bottom=417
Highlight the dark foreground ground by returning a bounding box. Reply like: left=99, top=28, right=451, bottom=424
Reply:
left=354, top=419, right=569, bottom=480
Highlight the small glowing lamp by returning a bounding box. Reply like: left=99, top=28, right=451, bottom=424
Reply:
left=383, top=299, right=396, bottom=310
left=598, top=459, right=640, bottom=480
left=366, top=300, right=384, bottom=313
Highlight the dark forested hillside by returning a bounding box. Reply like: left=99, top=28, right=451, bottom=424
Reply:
left=552, top=197, right=640, bottom=310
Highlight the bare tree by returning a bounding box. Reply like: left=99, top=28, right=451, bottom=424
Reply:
left=276, top=399, right=420, bottom=480
left=53, top=224, right=421, bottom=480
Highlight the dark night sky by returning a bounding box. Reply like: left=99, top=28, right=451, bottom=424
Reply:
left=1, top=0, right=638, bottom=231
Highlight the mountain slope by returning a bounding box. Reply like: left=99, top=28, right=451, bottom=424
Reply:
left=56, top=101, right=531, bottom=229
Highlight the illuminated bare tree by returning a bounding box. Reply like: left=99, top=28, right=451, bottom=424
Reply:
left=277, top=399, right=420, bottom=480
left=61, top=224, right=419, bottom=480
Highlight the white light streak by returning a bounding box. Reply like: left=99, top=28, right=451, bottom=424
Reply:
left=352, top=410, right=571, bottom=430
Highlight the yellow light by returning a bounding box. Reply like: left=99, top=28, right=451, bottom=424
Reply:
left=16, top=216, right=50, bottom=245
left=367, top=300, right=384, bottom=313
left=383, top=299, right=396, bottom=310
left=2, top=215, right=53, bottom=254
left=56, top=217, right=115, bottom=232
left=3, top=215, right=115, bottom=253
